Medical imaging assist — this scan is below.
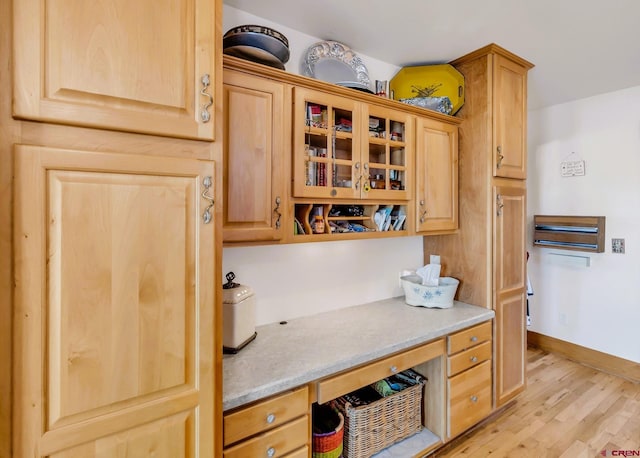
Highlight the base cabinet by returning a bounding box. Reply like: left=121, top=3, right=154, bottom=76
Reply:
left=13, top=145, right=218, bottom=457
left=223, top=387, right=310, bottom=457
left=446, top=321, right=493, bottom=438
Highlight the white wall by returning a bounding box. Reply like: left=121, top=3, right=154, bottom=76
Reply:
left=527, top=85, right=640, bottom=363
left=222, top=6, right=421, bottom=326
left=223, top=5, right=401, bottom=87
left=223, top=237, right=424, bottom=325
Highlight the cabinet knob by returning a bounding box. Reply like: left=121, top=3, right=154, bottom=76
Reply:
left=267, top=447, right=276, bottom=457
left=390, top=365, right=398, bottom=373
left=470, top=336, right=478, bottom=342
left=470, top=395, right=478, bottom=403
left=266, top=413, right=275, bottom=424
left=470, top=356, right=478, bottom=363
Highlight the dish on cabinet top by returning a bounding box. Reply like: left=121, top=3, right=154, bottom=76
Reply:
left=301, top=41, right=371, bottom=92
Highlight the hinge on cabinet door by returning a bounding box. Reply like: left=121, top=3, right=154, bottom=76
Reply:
left=273, top=196, right=282, bottom=229
left=496, top=194, right=504, bottom=216
left=200, top=74, right=213, bottom=123
left=202, top=176, right=214, bottom=224
left=496, top=145, right=504, bottom=169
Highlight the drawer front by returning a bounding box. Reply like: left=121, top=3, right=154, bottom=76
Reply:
left=317, top=338, right=445, bottom=404
left=447, top=321, right=492, bottom=355
left=448, top=360, right=492, bottom=438
left=223, top=415, right=309, bottom=458
left=224, top=386, right=309, bottom=446
left=284, top=446, right=309, bottom=458
left=448, top=340, right=492, bottom=377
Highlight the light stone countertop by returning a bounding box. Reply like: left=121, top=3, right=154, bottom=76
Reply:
left=223, top=297, right=494, bottom=411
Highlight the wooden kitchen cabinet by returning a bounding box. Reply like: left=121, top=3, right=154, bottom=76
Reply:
left=424, top=44, right=533, bottom=409
left=493, top=54, right=529, bottom=179
left=415, top=117, right=459, bottom=233
left=13, top=0, right=221, bottom=140
left=494, top=182, right=527, bottom=405
left=293, top=87, right=412, bottom=201
left=223, top=386, right=310, bottom=457
left=446, top=321, right=492, bottom=438
left=222, top=69, right=287, bottom=243
left=13, top=145, right=218, bottom=457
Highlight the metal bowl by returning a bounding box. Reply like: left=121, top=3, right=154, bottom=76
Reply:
left=223, top=25, right=290, bottom=64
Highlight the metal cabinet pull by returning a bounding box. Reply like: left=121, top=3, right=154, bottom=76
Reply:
left=266, top=413, right=275, bottom=424
left=419, top=200, right=427, bottom=223
left=470, top=336, right=478, bottom=342
left=202, top=176, right=214, bottom=224
left=496, top=194, right=504, bottom=216
left=273, top=196, right=282, bottom=229
left=200, top=74, right=213, bottom=123
left=470, top=356, right=478, bottom=363
left=470, top=395, right=478, bottom=403
left=496, top=145, right=504, bottom=169
left=267, top=447, right=276, bottom=457
left=390, top=365, right=398, bottom=373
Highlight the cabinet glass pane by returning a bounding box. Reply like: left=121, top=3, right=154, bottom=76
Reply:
left=366, top=114, right=407, bottom=193
left=304, top=101, right=354, bottom=192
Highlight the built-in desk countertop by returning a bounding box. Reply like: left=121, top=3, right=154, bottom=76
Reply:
left=223, top=297, right=494, bottom=411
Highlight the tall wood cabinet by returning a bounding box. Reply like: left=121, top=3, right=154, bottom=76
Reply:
left=424, top=44, right=533, bottom=409
left=13, top=146, right=217, bottom=457
left=5, top=0, right=224, bottom=456
left=13, top=0, right=219, bottom=140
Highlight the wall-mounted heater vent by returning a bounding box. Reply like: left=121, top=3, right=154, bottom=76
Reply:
left=533, top=215, right=606, bottom=253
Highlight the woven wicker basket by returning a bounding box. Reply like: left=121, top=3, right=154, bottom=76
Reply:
left=334, top=380, right=425, bottom=457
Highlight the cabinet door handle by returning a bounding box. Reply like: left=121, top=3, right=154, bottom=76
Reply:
left=496, top=145, right=504, bottom=169
left=470, top=395, right=478, bottom=403
left=470, top=356, right=478, bottom=363
left=201, top=176, right=214, bottom=224
left=390, top=365, right=398, bottom=373
left=267, top=447, right=276, bottom=457
left=266, top=413, right=275, bottom=424
left=496, top=194, right=504, bottom=216
left=200, top=74, right=213, bottom=123
left=470, top=336, right=478, bottom=342
left=419, top=200, right=427, bottom=223
left=273, top=196, right=281, bottom=229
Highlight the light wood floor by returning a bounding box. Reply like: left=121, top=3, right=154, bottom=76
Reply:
left=434, top=347, right=640, bottom=457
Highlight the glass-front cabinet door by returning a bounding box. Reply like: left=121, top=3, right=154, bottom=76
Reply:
left=293, top=87, right=361, bottom=199
left=362, top=105, right=412, bottom=200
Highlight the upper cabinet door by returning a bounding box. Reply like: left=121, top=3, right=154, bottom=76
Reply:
left=13, top=145, right=218, bottom=457
left=292, top=87, right=361, bottom=199
left=223, top=70, right=286, bottom=243
left=415, top=117, right=458, bottom=233
left=13, top=0, right=220, bottom=140
left=493, top=54, right=528, bottom=179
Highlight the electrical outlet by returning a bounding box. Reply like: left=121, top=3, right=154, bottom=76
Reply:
left=612, top=238, right=625, bottom=254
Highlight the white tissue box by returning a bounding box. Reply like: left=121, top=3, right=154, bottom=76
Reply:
left=400, top=275, right=460, bottom=308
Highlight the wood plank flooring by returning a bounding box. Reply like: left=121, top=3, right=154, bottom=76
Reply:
left=433, top=347, right=640, bottom=457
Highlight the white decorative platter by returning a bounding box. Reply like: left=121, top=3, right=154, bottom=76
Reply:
left=301, top=41, right=372, bottom=92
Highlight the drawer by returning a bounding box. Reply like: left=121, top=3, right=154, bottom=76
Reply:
left=448, top=340, right=492, bottom=377
left=284, top=446, right=309, bottom=458
left=448, top=360, right=492, bottom=438
left=224, top=386, right=309, bottom=446
left=447, top=321, right=492, bottom=355
left=223, top=415, right=309, bottom=458
left=317, top=338, right=445, bottom=404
